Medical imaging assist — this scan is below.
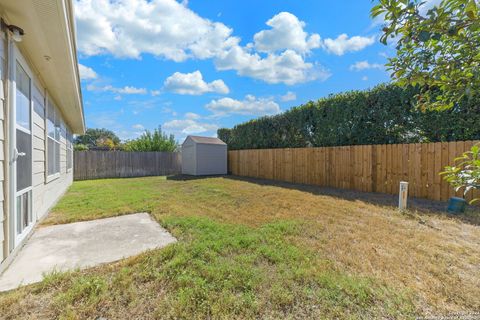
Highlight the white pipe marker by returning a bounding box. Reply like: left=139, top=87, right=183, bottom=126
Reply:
left=399, top=181, right=409, bottom=210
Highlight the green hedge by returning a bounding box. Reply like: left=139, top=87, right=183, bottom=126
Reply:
left=218, top=84, right=480, bottom=150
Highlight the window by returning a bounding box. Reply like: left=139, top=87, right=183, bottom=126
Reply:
left=16, top=63, right=31, bottom=131
left=66, top=128, right=73, bottom=171
left=47, top=98, right=61, bottom=177
left=33, top=85, right=45, bottom=119
left=15, top=62, right=32, bottom=192
left=15, top=59, right=33, bottom=237
left=0, top=32, right=5, bottom=84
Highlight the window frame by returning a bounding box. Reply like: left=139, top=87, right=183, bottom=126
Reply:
left=45, top=95, right=61, bottom=182
left=66, top=128, right=73, bottom=172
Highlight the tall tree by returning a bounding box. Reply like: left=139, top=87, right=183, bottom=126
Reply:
left=123, top=127, right=177, bottom=152
left=74, top=128, right=121, bottom=148
left=372, top=0, right=480, bottom=202
left=372, top=0, right=479, bottom=110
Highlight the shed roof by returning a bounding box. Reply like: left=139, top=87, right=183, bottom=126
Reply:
left=184, top=136, right=227, bottom=145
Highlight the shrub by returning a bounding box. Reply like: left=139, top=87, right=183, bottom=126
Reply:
left=441, top=143, right=480, bottom=204
left=218, top=84, right=480, bottom=150
left=74, top=144, right=89, bottom=151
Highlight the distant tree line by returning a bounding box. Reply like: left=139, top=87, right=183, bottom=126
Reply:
left=218, top=84, right=480, bottom=150
left=74, top=127, right=177, bottom=152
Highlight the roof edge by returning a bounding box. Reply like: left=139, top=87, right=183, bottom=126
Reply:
left=63, top=0, right=85, bottom=134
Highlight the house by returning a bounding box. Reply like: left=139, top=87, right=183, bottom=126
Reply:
left=0, top=0, right=85, bottom=271
left=182, top=136, right=227, bottom=176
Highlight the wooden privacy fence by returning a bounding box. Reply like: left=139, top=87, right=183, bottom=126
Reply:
left=228, top=141, right=480, bottom=202
left=74, top=151, right=181, bottom=180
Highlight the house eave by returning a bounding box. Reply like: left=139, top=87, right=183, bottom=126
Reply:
left=0, top=0, right=85, bottom=134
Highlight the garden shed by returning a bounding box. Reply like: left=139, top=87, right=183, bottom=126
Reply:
left=181, top=136, right=228, bottom=176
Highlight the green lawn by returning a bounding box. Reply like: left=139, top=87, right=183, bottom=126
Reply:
left=1, top=176, right=479, bottom=319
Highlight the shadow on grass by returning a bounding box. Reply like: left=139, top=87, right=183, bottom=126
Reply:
left=223, top=175, right=480, bottom=226
left=166, top=174, right=229, bottom=181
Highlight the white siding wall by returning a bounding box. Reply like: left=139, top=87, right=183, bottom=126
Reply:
left=0, top=34, right=6, bottom=262
left=0, top=42, right=74, bottom=266
left=32, top=88, right=45, bottom=213
left=181, top=140, right=196, bottom=175
left=196, top=144, right=227, bottom=176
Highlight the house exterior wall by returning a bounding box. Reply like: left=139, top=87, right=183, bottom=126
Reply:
left=196, top=144, right=227, bottom=176
left=0, top=36, right=74, bottom=269
left=31, top=90, right=72, bottom=221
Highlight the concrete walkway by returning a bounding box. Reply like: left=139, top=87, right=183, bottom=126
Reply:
left=0, top=213, right=176, bottom=292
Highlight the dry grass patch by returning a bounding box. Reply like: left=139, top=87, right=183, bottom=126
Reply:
left=1, top=176, right=479, bottom=319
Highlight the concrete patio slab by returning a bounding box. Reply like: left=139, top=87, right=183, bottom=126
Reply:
left=0, top=213, right=176, bottom=292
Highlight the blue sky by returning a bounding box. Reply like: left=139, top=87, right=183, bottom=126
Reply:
left=76, top=0, right=395, bottom=142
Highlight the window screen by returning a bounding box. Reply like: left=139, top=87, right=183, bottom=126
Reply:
left=47, top=98, right=61, bottom=176
left=16, top=62, right=31, bottom=130
left=47, top=101, right=55, bottom=139
left=0, top=35, right=4, bottom=87
left=48, top=138, right=55, bottom=175
left=33, top=85, right=45, bottom=118
left=55, top=142, right=60, bottom=173
left=16, top=128, right=32, bottom=191
left=0, top=56, right=5, bottom=82
left=16, top=191, right=32, bottom=234
left=66, top=129, right=73, bottom=170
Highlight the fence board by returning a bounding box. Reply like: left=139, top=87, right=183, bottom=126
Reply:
left=228, top=141, right=479, bottom=202
left=74, top=151, right=181, bottom=180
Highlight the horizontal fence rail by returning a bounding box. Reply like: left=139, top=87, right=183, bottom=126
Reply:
left=228, top=141, right=480, bottom=203
left=74, top=151, right=181, bottom=181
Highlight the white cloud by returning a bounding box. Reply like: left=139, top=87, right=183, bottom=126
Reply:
left=349, top=60, right=384, bottom=71
left=78, top=63, right=97, bottom=80
left=185, top=112, right=200, bottom=120
left=151, top=90, right=161, bottom=96
left=119, top=86, right=148, bottom=94
left=161, top=106, right=177, bottom=116
left=86, top=84, right=147, bottom=95
left=362, top=76, right=368, bottom=81
left=76, top=2, right=374, bottom=86
left=118, top=130, right=144, bottom=140
left=75, top=0, right=235, bottom=61
left=163, top=119, right=218, bottom=135
left=379, top=51, right=390, bottom=58
left=206, top=95, right=281, bottom=116
left=132, top=124, right=145, bottom=130
left=215, top=48, right=330, bottom=85
left=75, top=2, right=330, bottom=85
left=164, top=70, right=229, bottom=95
left=253, top=12, right=320, bottom=53
left=280, top=91, right=297, bottom=102
left=211, top=12, right=330, bottom=85
left=322, top=34, right=375, bottom=56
